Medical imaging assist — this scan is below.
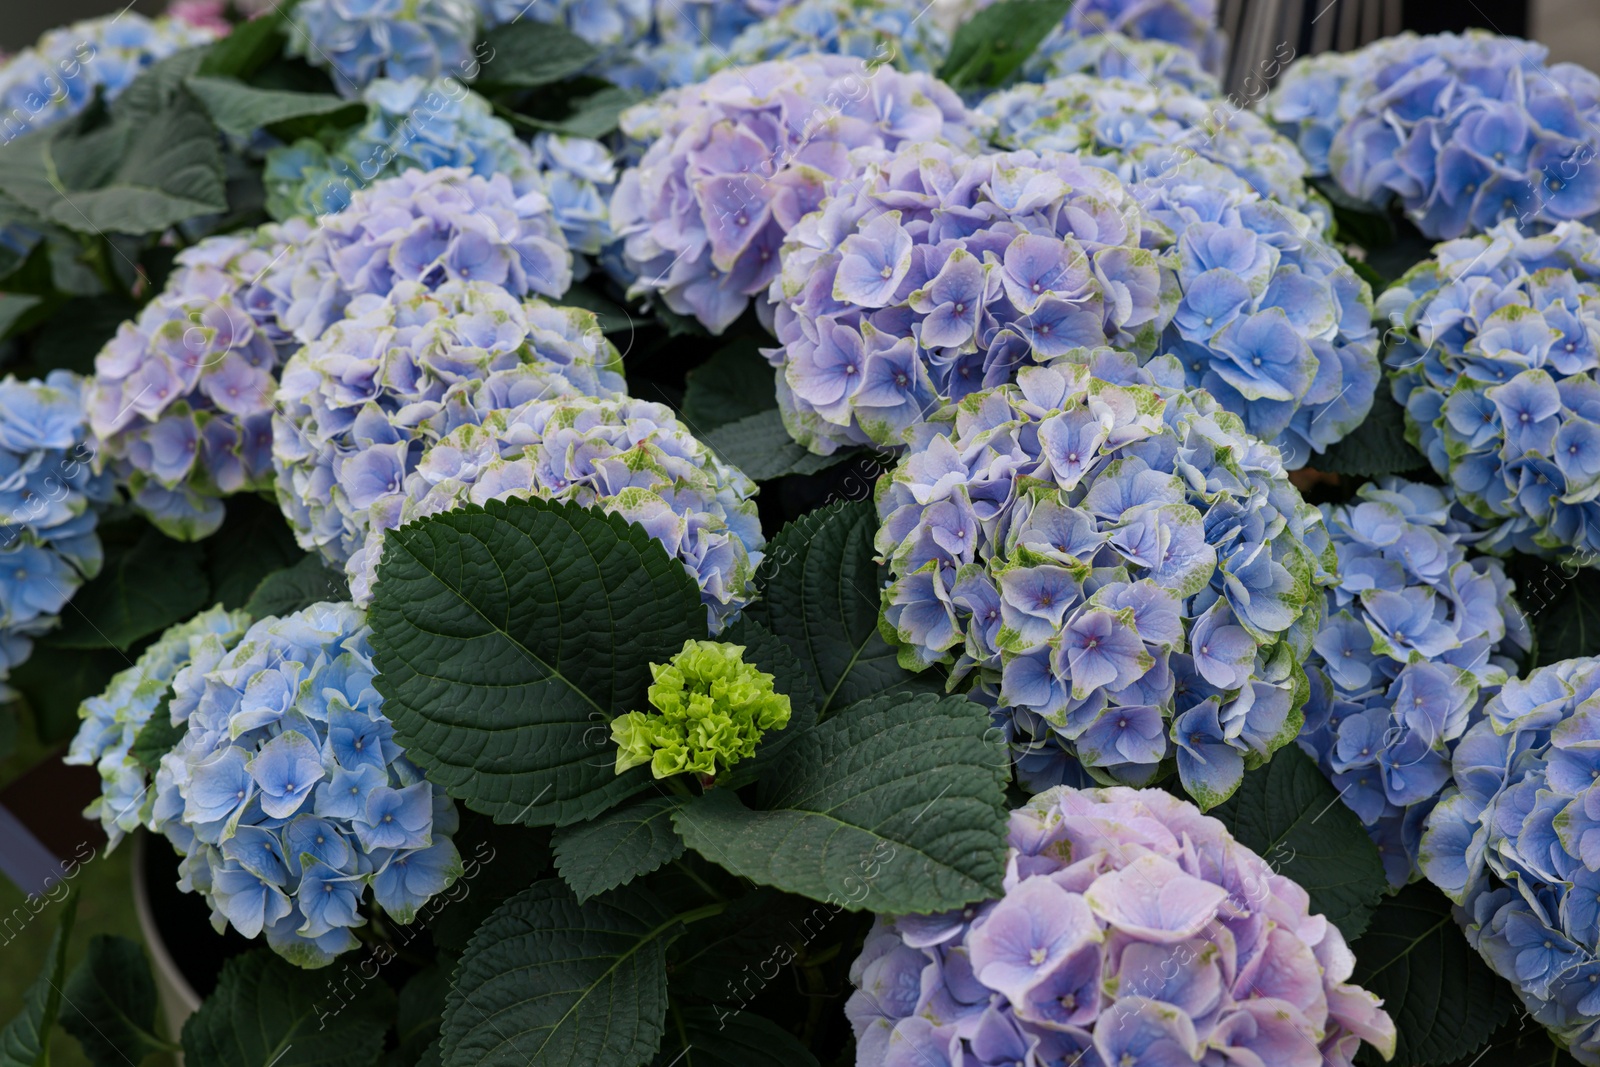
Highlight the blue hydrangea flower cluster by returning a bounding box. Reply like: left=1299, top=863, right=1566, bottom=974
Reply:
left=1269, top=31, right=1600, bottom=239
left=611, top=55, right=988, bottom=335
left=0, top=371, right=113, bottom=699
left=963, top=0, right=1224, bottom=77
left=850, top=785, right=1396, bottom=1067
left=475, top=0, right=652, bottom=49
left=345, top=395, right=764, bottom=631
left=262, top=166, right=573, bottom=347
left=1018, top=28, right=1220, bottom=92
left=875, top=354, right=1334, bottom=807
left=1386, top=219, right=1600, bottom=563
left=980, top=74, right=1329, bottom=234
left=1132, top=159, right=1379, bottom=467
left=770, top=143, right=1166, bottom=455
left=149, top=601, right=461, bottom=968
left=717, top=0, right=949, bottom=74
left=273, top=279, right=627, bottom=569
left=1419, top=656, right=1600, bottom=1064
left=1297, top=478, right=1527, bottom=886
left=530, top=132, right=618, bottom=261
left=288, top=0, right=481, bottom=97
left=65, top=606, right=250, bottom=848
left=86, top=224, right=309, bottom=541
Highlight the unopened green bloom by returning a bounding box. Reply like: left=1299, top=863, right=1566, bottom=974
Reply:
left=612, top=640, right=791, bottom=779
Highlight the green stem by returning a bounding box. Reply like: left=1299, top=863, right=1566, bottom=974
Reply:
left=675, top=901, right=728, bottom=927
left=672, top=859, right=728, bottom=904
left=664, top=776, right=695, bottom=798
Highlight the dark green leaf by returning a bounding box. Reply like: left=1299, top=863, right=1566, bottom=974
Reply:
left=1212, top=745, right=1388, bottom=940
left=130, top=696, right=183, bottom=776
left=1429, top=1012, right=1583, bottom=1067
left=7, top=645, right=122, bottom=743
left=181, top=949, right=392, bottom=1067
left=197, top=5, right=291, bottom=79
left=426, top=815, right=553, bottom=954
left=746, top=500, right=942, bottom=718
left=440, top=880, right=679, bottom=1067
left=48, top=527, right=209, bottom=651
left=244, top=553, right=349, bottom=620
left=552, top=795, right=685, bottom=903
left=60, top=935, right=174, bottom=1066
left=1313, top=388, right=1427, bottom=477
left=203, top=494, right=305, bottom=611
left=24, top=295, right=139, bottom=374
left=476, top=21, right=600, bottom=90
left=184, top=75, right=364, bottom=139
left=369, top=498, right=707, bottom=826
left=652, top=1008, right=819, bottom=1067
left=1526, top=563, right=1600, bottom=667
left=714, top=616, right=818, bottom=789
left=665, top=891, right=818, bottom=1002
left=939, top=0, right=1073, bottom=89
left=391, top=961, right=453, bottom=1067
left=559, top=282, right=634, bottom=334
left=0, top=895, right=76, bottom=1067
left=681, top=338, right=778, bottom=434
left=673, top=692, right=1009, bottom=912
left=703, top=409, right=851, bottom=482
left=1348, top=882, right=1515, bottom=1067
left=0, top=295, right=42, bottom=341
left=509, top=86, right=643, bottom=140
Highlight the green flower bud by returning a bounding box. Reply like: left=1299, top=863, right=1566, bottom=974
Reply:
left=611, top=640, right=792, bottom=779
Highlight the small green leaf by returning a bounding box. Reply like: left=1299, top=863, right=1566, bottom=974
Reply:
left=130, top=695, right=183, bottom=775
left=939, top=0, right=1073, bottom=89
left=185, top=75, right=364, bottom=138
left=7, top=645, right=123, bottom=743
left=552, top=795, right=685, bottom=903
left=24, top=295, right=139, bottom=374
left=681, top=338, right=778, bottom=433
left=559, top=282, right=634, bottom=334
left=60, top=935, right=176, bottom=1067
left=673, top=692, right=1010, bottom=913
left=0, top=894, right=76, bottom=1067
left=1312, top=389, right=1428, bottom=478
left=1348, top=882, right=1516, bottom=1067
left=244, top=553, right=350, bottom=620
left=181, top=949, right=393, bottom=1067
left=203, top=495, right=306, bottom=611
left=197, top=5, right=290, bottom=78
left=510, top=86, right=643, bottom=140
left=368, top=498, right=707, bottom=827
left=441, top=881, right=683, bottom=1067
left=652, top=1008, right=819, bottom=1067
left=476, top=21, right=600, bottom=89
left=48, top=527, right=209, bottom=651
left=747, top=500, right=942, bottom=718
left=1211, top=745, right=1389, bottom=940
left=1525, top=562, right=1600, bottom=668
left=703, top=409, right=852, bottom=482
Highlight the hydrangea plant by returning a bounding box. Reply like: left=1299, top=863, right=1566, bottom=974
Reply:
left=849, top=785, right=1397, bottom=1067
left=65, top=606, right=250, bottom=848
left=612, top=639, right=792, bottom=777
left=274, top=279, right=627, bottom=569
left=1133, top=159, right=1380, bottom=467
left=1056, top=0, right=1224, bottom=73
left=1266, top=31, right=1600, bottom=239
left=1386, top=219, right=1600, bottom=563
left=1018, top=28, right=1220, bottom=92
left=611, top=55, right=988, bottom=334
left=1297, top=478, right=1527, bottom=886
left=717, top=0, right=949, bottom=74
left=770, top=143, right=1167, bottom=455
left=345, top=394, right=764, bottom=631
left=475, top=0, right=652, bottom=49
left=149, top=601, right=462, bottom=968
left=288, top=0, right=482, bottom=97
left=1420, top=656, right=1600, bottom=1064
left=876, top=354, right=1334, bottom=806
left=0, top=372, right=113, bottom=698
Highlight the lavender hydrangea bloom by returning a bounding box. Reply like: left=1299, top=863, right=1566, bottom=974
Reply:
left=1019, top=28, right=1220, bottom=93
left=875, top=353, right=1334, bottom=807
left=1386, top=219, right=1600, bottom=563
left=66, top=607, right=250, bottom=848
left=981, top=75, right=1328, bottom=234
left=149, top=602, right=461, bottom=968
left=1296, top=479, right=1527, bottom=886
left=531, top=133, right=618, bottom=260
left=262, top=167, right=572, bottom=347
left=769, top=143, right=1167, bottom=454
left=1417, top=657, right=1600, bottom=1063
left=1133, top=159, right=1379, bottom=467
left=718, top=0, right=949, bottom=74
left=476, top=0, right=652, bottom=48
left=1058, top=0, right=1224, bottom=73
left=0, top=372, right=113, bottom=698
left=346, top=396, right=764, bottom=631
left=288, top=0, right=481, bottom=97
left=611, top=56, right=988, bottom=335
left=273, top=279, right=626, bottom=568
left=850, top=785, right=1396, bottom=1067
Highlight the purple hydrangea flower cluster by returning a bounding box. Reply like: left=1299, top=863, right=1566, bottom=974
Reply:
left=149, top=601, right=461, bottom=968
left=288, top=0, right=481, bottom=97
left=849, top=785, right=1396, bottom=1067
left=610, top=55, right=988, bottom=335
left=875, top=354, right=1333, bottom=807
left=1385, top=219, right=1600, bottom=563
left=1419, top=656, right=1600, bottom=1064
left=980, top=74, right=1328, bottom=234
left=1059, top=0, right=1224, bottom=74
left=86, top=224, right=307, bottom=540
left=345, top=395, right=764, bottom=631
left=1018, top=28, right=1220, bottom=93
left=0, top=372, right=113, bottom=698
left=273, top=279, right=627, bottom=568
left=262, top=166, right=573, bottom=347
left=531, top=133, right=618, bottom=262
left=769, top=143, right=1166, bottom=455
left=1132, top=159, right=1379, bottom=467
left=1270, top=31, right=1600, bottom=239
left=718, top=0, right=949, bottom=74
left=1297, top=478, right=1527, bottom=886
